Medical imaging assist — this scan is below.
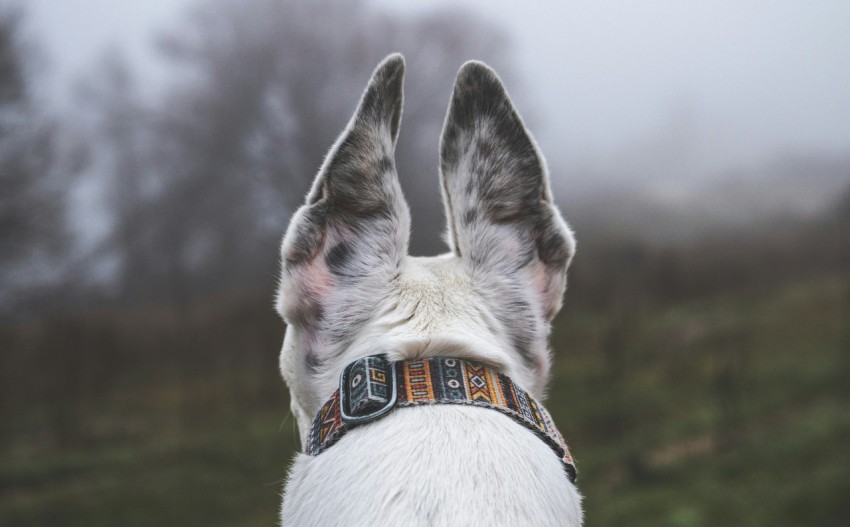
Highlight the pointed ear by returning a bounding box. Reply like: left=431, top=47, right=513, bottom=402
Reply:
left=277, top=54, right=409, bottom=327
left=439, top=61, right=575, bottom=321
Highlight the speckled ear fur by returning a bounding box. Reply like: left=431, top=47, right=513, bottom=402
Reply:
left=277, top=54, right=410, bottom=335
left=439, top=61, right=575, bottom=322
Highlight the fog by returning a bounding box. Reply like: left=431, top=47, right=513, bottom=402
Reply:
left=29, top=0, right=850, bottom=174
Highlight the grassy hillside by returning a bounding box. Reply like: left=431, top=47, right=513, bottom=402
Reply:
left=551, top=275, right=849, bottom=526
left=1, top=271, right=847, bottom=526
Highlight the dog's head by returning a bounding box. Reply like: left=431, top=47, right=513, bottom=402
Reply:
left=276, top=54, right=575, bottom=439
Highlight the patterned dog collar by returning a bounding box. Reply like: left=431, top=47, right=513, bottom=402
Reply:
left=305, top=355, right=577, bottom=483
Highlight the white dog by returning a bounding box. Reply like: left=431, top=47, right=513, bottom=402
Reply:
left=276, top=53, right=582, bottom=526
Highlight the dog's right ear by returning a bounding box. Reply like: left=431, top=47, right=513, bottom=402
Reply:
left=277, top=54, right=409, bottom=329
left=439, top=61, right=575, bottom=322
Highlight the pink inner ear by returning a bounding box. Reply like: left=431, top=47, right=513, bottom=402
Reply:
left=300, top=259, right=335, bottom=303
left=529, top=261, right=548, bottom=298
left=284, top=257, right=335, bottom=325
left=529, top=261, right=562, bottom=320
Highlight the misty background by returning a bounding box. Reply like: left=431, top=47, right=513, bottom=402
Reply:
left=2, top=1, right=848, bottom=526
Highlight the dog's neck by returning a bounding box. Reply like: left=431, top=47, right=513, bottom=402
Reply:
left=281, top=254, right=551, bottom=444
left=304, top=354, right=578, bottom=484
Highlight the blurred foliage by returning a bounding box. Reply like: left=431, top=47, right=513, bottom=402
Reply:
left=0, top=4, right=66, bottom=306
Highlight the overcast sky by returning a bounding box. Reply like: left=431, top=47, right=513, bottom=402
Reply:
left=25, top=0, right=850, bottom=180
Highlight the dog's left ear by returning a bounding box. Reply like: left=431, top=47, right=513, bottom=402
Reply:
left=277, top=54, right=409, bottom=328
left=440, top=61, right=575, bottom=321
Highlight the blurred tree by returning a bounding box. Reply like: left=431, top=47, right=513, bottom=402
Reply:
left=85, top=0, right=513, bottom=305
left=74, top=51, right=165, bottom=303
left=0, top=5, right=65, bottom=313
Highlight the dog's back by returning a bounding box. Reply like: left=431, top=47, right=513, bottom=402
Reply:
left=276, top=55, right=582, bottom=526
left=283, top=405, right=581, bottom=525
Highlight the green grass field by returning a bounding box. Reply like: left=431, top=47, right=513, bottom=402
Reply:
left=551, top=275, right=849, bottom=526
left=1, top=274, right=847, bottom=526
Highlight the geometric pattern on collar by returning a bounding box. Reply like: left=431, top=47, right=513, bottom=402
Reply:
left=305, top=355, right=577, bottom=483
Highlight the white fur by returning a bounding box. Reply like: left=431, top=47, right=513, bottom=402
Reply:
left=282, top=406, right=582, bottom=526
left=275, top=55, right=582, bottom=526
